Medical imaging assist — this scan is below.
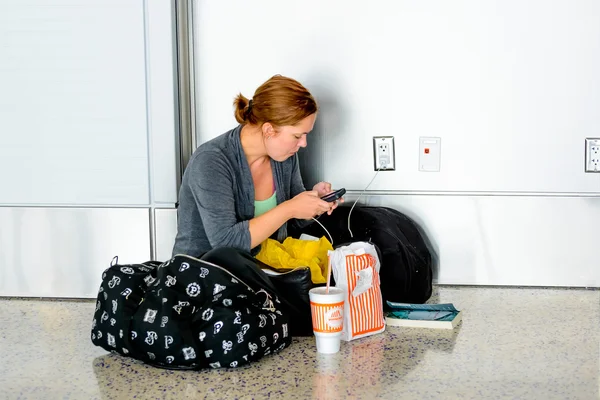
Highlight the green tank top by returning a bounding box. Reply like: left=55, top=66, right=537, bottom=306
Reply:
left=254, top=191, right=277, bottom=217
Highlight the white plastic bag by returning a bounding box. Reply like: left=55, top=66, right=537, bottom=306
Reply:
left=329, top=242, right=385, bottom=341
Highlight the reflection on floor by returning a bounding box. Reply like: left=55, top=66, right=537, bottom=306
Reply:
left=0, top=286, right=598, bottom=400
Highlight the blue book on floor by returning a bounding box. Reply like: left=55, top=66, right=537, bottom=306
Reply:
left=385, top=301, right=462, bottom=329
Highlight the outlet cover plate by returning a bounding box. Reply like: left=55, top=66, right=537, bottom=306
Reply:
left=585, top=138, right=600, bottom=173
left=419, top=136, right=442, bottom=172
left=373, top=136, right=395, bottom=171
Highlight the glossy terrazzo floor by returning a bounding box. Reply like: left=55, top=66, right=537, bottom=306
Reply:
left=0, top=286, right=598, bottom=400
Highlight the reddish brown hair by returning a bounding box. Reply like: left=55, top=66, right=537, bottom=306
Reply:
left=233, top=75, right=318, bottom=127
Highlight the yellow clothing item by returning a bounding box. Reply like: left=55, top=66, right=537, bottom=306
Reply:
left=256, top=236, right=334, bottom=284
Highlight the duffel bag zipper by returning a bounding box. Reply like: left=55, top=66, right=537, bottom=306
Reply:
left=261, top=266, right=311, bottom=275
left=110, top=255, right=159, bottom=271
left=173, top=254, right=277, bottom=312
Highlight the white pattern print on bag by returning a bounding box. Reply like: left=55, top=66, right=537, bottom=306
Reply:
left=236, top=332, right=244, bottom=344
left=108, top=276, right=121, bottom=288
left=209, top=362, right=221, bottom=369
left=199, top=332, right=206, bottom=342
left=119, top=329, right=123, bottom=338
left=166, top=356, right=174, bottom=364
left=145, top=331, right=158, bottom=345
left=110, top=318, right=116, bottom=326
left=242, top=354, right=248, bottom=362
left=182, top=347, right=196, bottom=360
left=199, top=267, right=209, bottom=278
left=202, top=308, right=214, bottom=321
left=92, top=319, right=97, bottom=329
left=101, top=311, right=109, bottom=323
left=160, top=316, right=168, bottom=328
left=122, top=348, right=129, bottom=354
left=269, top=313, right=277, bottom=325
left=248, top=342, right=258, bottom=356
left=186, top=282, right=201, bottom=297
left=258, top=314, right=267, bottom=328
left=103, top=292, right=108, bottom=300
left=143, top=309, right=157, bottom=323
left=213, top=284, right=226, bottom=295
left=214, top=321, right=224, bottom=334
left=204, top=349, right=213, bottom=358
left=165, top=275, right=177, bottom=287
left=222, top=340, right=233, bottom=354
left=173, top=301, right=190, bottom=314
left=120, top=267, right=134, bottom=275
left=273, top=333, right=279, bottom=343
left=95, top=301, right=101, bottom=312
left=260, top=336, right=267, bottom=347
left=144, top=275, right=156, bottom=286
left=233, top=311, right=242, bottom=324
left=165, top=335, right=174, bottom=349
left=147, top=352, right=155, bottom=360
left=241, top=324, right=250, bottom=335
left=97, top=331, right=103, bottom=339
left=282, top=323, right=288, bottom=338
left=131, top=331, right=137, bottom=340
left=112, top=299, right=118, bottom=314
left=223, top=299, right=232, bottom=307
left=230, top=361, right=238, bottom=368
left=179, top=262, right=190, bottom=272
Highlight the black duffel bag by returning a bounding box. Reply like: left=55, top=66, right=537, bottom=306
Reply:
left=91, top=247, right=293, bottom=370
left=292, top=205, right=433, bottom=305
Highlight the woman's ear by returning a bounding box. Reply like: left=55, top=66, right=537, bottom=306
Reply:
left=262, top=122, right=276, bottom=139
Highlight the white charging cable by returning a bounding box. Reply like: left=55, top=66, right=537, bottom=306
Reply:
left=348, top=167, right=382, bottom=238
left=311, top=167, right=382, bottom=244
left=311, top=217, right=334, bottom=246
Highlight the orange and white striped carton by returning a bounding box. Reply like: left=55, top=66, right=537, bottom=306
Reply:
left=329, top=242, right=385, bottom=341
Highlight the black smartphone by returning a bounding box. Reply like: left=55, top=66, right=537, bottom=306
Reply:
left=320, top=188, right=346, bottom=202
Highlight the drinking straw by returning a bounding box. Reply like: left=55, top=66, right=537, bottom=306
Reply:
left=325, top=256, right=332, bottom=294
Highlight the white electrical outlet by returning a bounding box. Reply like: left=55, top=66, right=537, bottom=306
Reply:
left=373, top=136, right=395, bottom=170
left=585, top=138, right=600, bottom=172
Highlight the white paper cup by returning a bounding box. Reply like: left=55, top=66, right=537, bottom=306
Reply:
left=309, top=286, right=344, bottom=354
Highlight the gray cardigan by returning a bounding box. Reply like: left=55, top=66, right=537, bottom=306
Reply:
left=172, top=125, right=309, bottom=257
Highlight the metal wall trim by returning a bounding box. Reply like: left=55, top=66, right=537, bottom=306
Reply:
left=174, top=0, right=196, bottom=189
left=345, top=190, right=600, bottom=198
left=149, top=207, right=157, bottom=261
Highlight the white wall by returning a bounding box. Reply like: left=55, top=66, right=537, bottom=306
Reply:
left=0, top=0, right=178, bottom=207
left=194, top=0, right=600, bottom=287
left=0, top=0, right=179, bottom=297
left=0, top=0, right=147, bottom=205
